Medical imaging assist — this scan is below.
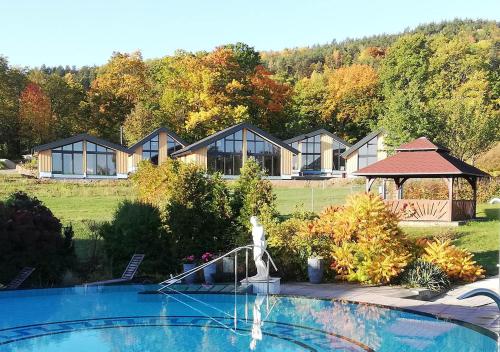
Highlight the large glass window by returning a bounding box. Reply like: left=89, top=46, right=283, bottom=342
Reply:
left=358, top=136, right=378, bottom=169
left=167, top=136, right=183, bottom=155
left=332, top=141, right=347, bottom=171
left=301, top=135, right=321, bottom=172
left=51, top=141, right=83, bottom=175
left=207, top=131, right=243, bottom=176
left=142, top=135, right=159, bottom=165
left=86, top=142, right=116, bottom=176
left=247, top=131, right=281, bottom=176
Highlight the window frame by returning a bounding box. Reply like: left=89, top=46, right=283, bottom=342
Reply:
left=142, top=134, right=159, bottom=165
left=207, top=131, right=244, bottom=176
left=86, top=142, right=117, bottom=176
left=246, top=131, right=281, bottom=177
left=301, top=135, right=321, bottom=172
left=358, top=136, right=378, bottom=169
left=51, top=141, right=84, bottom=175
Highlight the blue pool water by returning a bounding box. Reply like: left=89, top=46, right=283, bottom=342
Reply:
left=0, top=285, right=496, bottom=351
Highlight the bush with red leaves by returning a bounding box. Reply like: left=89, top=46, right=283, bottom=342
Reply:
left=0, top=192, right=75, bottom=287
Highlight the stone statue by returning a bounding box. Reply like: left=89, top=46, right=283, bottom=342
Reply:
left=250, top=216, right=268, bottom=280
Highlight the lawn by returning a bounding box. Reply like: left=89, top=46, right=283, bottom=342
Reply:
left=1, top=173, right=498, bottom=274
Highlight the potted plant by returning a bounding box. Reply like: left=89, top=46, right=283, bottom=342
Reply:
left=182, top=255, right=197, bottom=284
left=201, top=252, right=216, bottom=285
left=307, top=254, right=324, bottom=284
left=298, top=225, right=328, bottom=284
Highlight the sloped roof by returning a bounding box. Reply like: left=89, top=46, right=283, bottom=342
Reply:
left=171, top=122, right=299, bottom=157
left=283, top=128, right=351, bottom=147
left=353, top=137, right=489, bottom=178
left=32, top=133, right=129, bottom=153
left=341, top=129, right=384, bottom=158
left=127, top=127, right=188, bottom=152
left=396, top=137, right=449, bottom=152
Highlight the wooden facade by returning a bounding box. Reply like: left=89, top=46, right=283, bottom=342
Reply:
left=320, top=134, right=334, bottom=171
left=116, top=150, right=129, bottom=175
left=178, top=147, right=208, bottom=167
left=38, top=150, right=52, bottom=173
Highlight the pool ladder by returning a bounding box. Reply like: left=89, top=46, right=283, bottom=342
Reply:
left=157, top=245, right=278, bottom=295
left=157, top=245, right=279, bottom=339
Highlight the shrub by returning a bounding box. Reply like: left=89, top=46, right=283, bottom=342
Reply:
left=133, top=159, right=234, bottom=260
left=265, top=212, right=312, bottom=281
left=420, top=239, right=485, bottom=282
left=231, top=158, right=277, bottom=245
left=0, top=192, right=75, bottom=286
left=99, top=200, right=173, bottom=278
left=327, top=193, right=411, bottom=284
left=399, top=260, right=451, bottom=292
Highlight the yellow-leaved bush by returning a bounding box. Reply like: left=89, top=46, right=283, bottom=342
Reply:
left=297, top=193, right=411, bottom=285
left=420, top=239, right=485, bottom=282
left=329, top=193, right=411, bottom=284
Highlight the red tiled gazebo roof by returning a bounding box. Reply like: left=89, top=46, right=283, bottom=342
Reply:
left=396, top=137, right=449, bottom=152
left=354, top=137, right=488, bottom=178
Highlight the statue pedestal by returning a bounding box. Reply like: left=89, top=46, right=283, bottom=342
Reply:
left=241, top=277, right=281, bottom=294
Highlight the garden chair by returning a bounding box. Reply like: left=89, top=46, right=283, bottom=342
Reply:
left=85, top=254, right=145, bottom=286
left=2, top=267, right=35, bottom=290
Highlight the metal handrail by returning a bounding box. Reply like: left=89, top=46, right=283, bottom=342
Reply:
left=158, top=245, right=277, bottom=292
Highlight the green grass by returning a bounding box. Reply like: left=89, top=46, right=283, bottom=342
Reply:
left=274, top=184, right=365, bottom=214
left=1, top=173, right=498, bottom=274
left=0, top=174, right=134, bottom=259
left=404, top=203, right=500, bottom=275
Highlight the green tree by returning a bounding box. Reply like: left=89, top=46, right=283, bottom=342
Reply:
left=231, top=158, right=277, bottom=245
left=99, top=200, right=173, bottom=277
left=0, top=57, right=26, bottom=158
left=133, top=160, right=234, bottom=258
left=378, top=33, right=437, bottom=148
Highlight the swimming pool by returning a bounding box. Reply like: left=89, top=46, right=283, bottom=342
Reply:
left=0, top=285, right=496, bottom=351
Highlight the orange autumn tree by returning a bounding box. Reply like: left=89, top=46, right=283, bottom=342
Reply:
left=156, top=45, right=290, bottom=140
left=249, top=65, right=291, bottom=131
left=19, top=82, right=54, bottom=148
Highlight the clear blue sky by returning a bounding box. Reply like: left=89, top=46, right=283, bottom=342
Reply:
left=1, top=0, right=498, bottom=68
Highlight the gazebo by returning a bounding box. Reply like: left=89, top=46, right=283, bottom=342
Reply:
left=353, top=137, right=489, bottom=222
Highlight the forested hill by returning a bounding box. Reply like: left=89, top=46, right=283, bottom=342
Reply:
left=261, top=19, right=497, bottom=82
left=0, top=19, right=498, bottom=165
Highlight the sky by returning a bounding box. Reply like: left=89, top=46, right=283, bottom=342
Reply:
left=1, top=0, right=498, bottom=68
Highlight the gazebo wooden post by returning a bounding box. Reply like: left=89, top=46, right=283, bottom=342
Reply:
left=394, top=177, right=408, bottom=200
left=447, top=177, right=454, bottom=221
left=463, top=176, right=478, bottom=219
left=472, top=177, right=477, bottom=218
left=365, top=177, right=375, bottom=192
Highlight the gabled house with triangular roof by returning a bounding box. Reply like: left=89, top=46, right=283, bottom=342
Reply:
left=284, top=129, right=351, bottom=178
left=171, top=122, right=299, bottom=179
